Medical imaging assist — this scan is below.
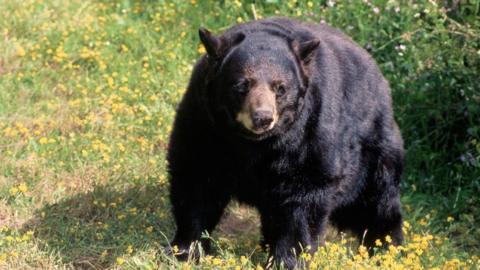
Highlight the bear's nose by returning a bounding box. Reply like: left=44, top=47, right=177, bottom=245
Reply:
left=252, top=110, right=274, bottom=130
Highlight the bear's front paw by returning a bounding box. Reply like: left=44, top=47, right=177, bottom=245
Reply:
left=270, top=253, right=298, bottom=270
left=164, top=244, right=190, bottom=261
left=165, top=241, right=205, bottom=262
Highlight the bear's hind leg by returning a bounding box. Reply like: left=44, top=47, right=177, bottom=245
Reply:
left=330, top=146, right=404, bottom=252
left=361, top=147, right=404, bottom=250
left=361, top=195, right=403, bottom=250
left=330, top=192, right=403, bottom=252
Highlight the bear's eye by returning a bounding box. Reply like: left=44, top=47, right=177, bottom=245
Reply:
left=274, top=84, right=286, bottom=96
left=232, top=80, right=249, bottom=95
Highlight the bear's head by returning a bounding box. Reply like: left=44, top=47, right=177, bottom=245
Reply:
left=199, top=27, right=319, bottom=141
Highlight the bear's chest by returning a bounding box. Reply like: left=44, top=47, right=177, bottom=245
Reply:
left=214, top=145, right=325, bottom=204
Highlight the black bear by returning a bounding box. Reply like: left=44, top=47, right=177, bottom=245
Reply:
left=167, top=17, right=404, bottom=269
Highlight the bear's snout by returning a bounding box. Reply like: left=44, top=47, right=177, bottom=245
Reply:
left=236, top=84, right=278, bottom=135
left=252, top=109, right=274, bottom=130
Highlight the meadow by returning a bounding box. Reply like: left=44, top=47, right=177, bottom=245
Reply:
left=0, top=0, right=479, bottom=269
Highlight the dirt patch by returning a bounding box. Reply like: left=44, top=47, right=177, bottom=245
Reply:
left=217, top=203, right=261, bottom=238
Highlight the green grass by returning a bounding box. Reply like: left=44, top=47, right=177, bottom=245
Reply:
left=0, top=0, right=479, bottom=269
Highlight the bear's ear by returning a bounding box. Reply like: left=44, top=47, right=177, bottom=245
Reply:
left=199, top=28, right=221, bottom=58
left=293, top=39, right=320, bottom=63
left=199, top=28, right=245, bottom=60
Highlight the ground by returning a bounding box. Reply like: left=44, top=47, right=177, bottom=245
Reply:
left=0, top=0, right=479, bottom=269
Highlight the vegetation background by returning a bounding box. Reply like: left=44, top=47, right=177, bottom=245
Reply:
left=0, top=0, right=479, bottom=269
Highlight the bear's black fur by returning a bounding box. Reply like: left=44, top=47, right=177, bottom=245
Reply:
left=167, top=17, right=404, bottom=269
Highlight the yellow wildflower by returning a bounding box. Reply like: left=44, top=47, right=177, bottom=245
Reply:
left=116, top=257, right=125, bottom=265
left=17, top=46, right=26, bottom=57
left=198, top=44, right=206, bottom=54
left=385, top=235, right=392, bottom=243
left=212, top=257, right=222, bottom=265
left=240, top=255, right=248, bottom=265
left=9, top=187, right=18, bottom=196
left=18, top=183, right=28, bottom=193
left=100, top=250, right=108, bottom=258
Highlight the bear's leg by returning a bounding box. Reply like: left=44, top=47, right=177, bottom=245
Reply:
left=330, top=147, right=404, bottom=252
left=362, top=146, right=404, bottom=250
left=308, top=207, right=330, bottom=250
left=260, top=205, right=318, bottom=269
left=169, top=179, right=230, bottom=260
left=362, top=194, right=403, bottom=250
left=330, top=190, right=403, bottom=253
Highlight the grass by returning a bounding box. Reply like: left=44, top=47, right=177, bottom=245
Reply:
left=0, top=0, right=479, bottom=269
